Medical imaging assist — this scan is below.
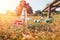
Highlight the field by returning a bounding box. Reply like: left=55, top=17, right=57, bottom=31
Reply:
left=0, top=13, right=60, bottom=40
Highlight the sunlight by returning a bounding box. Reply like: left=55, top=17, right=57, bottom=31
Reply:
left=0, top=0, right=20, bottom=14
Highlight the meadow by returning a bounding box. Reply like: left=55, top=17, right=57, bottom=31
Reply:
left=0, top=13, right=60, bottom=40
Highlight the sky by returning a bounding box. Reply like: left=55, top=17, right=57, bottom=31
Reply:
left=26, top=0, right=60, bottom=12
left=0, top=0, right=60, bottom=14
left=26, top=0, right=53, bottom=12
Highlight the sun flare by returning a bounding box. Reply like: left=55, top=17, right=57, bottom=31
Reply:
left=0, top=0, right=20, bottom=14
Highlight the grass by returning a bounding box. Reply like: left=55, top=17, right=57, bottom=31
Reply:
left=0, top=13, right=60, bottom=40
